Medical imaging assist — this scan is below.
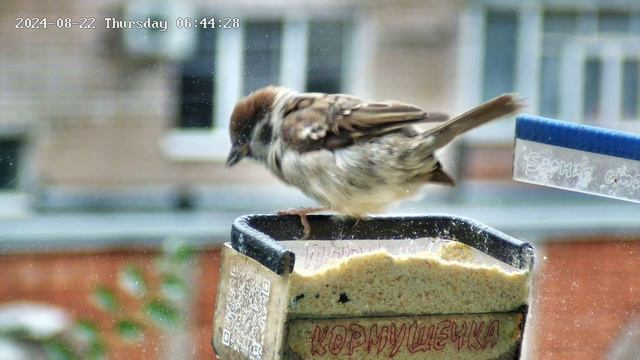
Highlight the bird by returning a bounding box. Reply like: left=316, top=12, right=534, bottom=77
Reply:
left=226, top=86, right=522, bottom=238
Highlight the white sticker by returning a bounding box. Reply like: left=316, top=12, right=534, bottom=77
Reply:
left=222, top=266, right=271, bottom=360
left=514, top=139, right=640, bottom=203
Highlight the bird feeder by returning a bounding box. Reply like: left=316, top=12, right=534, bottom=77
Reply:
left=212, top=214, right=534, bottom=359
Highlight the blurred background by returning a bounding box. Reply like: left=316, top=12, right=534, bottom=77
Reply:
left=1, top=0, right=640, bottom=359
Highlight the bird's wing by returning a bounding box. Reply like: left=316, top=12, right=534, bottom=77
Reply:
left=280, top=93, right=448, bottom=152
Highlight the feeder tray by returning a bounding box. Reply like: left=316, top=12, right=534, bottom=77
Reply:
left=212, top=214, right=534, bottom=360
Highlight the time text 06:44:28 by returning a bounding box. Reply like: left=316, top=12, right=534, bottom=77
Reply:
left=175, top=17, right=240, bottom=29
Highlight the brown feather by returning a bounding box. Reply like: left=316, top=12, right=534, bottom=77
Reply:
left=425, top=94, right=524, bottom=148
left=229, top=86, right=279, bottom=146
left=281, top=93, right=448, bottom=153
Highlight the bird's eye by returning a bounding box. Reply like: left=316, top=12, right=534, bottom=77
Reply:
left=256, top=124, right=273, bottom=145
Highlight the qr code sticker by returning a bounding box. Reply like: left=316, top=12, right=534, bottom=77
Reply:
left=222, top=269, right=270, bottom=359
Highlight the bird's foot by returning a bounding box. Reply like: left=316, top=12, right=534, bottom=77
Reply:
left=277, top=206, right=327, bottom=239
left=350, top=215, right=372, bottom=232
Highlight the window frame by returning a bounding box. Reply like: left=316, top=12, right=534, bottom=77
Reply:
left=176, top=24, right=218, bottom=130
left=242, top=20, right=285, bottom=96
left=459, top=0, right=640, bottom=145
left=559, top=35, right=640, bottom=130
left=161, top=10, right=373, bottom=162
left=0, top=128, right=32, bottom=215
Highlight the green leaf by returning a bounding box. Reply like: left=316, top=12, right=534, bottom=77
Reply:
left=73, top=320, right=99, bottom=343
left=92, top=287, right=118, bottom=313
left=115, top=319, right=144, bottom=342
left=173, top=244, right=196, bottom=262
left=145, top=300, right=180, bottom=328
left=87, top=341, right=106, bottom=360
left=161, top=274, right=189, bottom=301
left=163, top=239, right=196, bottom=263
left=43, top=339, right=77, bottom=360
left=118, top=266, right=147, bottom=297
left=3, top=327, right=33, bottom=340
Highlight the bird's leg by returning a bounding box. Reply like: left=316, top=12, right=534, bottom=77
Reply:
left=350, top=215, right=369, bottom=232
left=277, top=206, right=328, bottom=239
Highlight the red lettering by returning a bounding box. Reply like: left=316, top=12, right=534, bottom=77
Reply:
left=389, top=323, right=407, bottom=358
left=450, top=320, right=468, bottom=350
left=328, top=325, right=347, bottom=355
left=368, top=324, right=388, bottom=354
left=433, top=320, right=451, bottom=351
left=406, top=322, right=419, bottom=353
left=311, top=326, right=329, bottom=355
left=347, top=324, right=367, bottom=355
left=484, top=320, right=500, bottom=349
left=467, top=321, right=486, bottom=351
left=406, top=322, right=435, bottom=353
left=424, top=324, right=435, bottom=350
left=309, top=318, right=502, bottom=357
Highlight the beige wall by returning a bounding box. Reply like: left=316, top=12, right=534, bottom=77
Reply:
left=371, top=0, right=462, bottom=110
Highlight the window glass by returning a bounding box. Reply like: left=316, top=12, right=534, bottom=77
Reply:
left=543, top=11, right=578, bottom=34
left=0, top=138, right=21, bottom=190
left=583, top=58, right=602, bottom=120
left=622, top=59, right=639, bottom=120
left=598, top=11, right=631, bottom=33
left=483, top=11, right=517, bottom=101
left=243, top=21, right=283, bottom=95
left=178, top=27, right=216, bottom=128
left=540, top=56, right=560, bottom=117
left=306, top=21, right=346, bottom=94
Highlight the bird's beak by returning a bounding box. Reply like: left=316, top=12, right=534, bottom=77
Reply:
left=226, top=144, right=250, bottom=167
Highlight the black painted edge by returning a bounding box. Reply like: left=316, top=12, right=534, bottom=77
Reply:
left=231, top=215, right=295, bottom=275
left=231, top=214, right=534, bottom=275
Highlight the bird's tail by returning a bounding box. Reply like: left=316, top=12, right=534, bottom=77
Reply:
left=424, top=94, right=523, bottom=149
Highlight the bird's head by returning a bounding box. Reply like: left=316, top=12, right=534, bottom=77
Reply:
left=226, top=86, right=285, bottom=167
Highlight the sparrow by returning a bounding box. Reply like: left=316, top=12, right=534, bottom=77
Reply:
left=226, top=86, right=522, bottom=237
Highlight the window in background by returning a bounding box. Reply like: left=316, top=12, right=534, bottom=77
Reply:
left=598, top=11, right=631, bottom=33
left=538, top=9, right=639, bottom=122
left=540, top=11, right=579, bottom=117
left=583, top=58, right=602, bottom=120
left=163, top=16, right=356, bottom=160
left=178, top=27, right=216, bottom=129
left=243, top=21, right=283, bottom=95
left=482, top=11, right=517, bottom=101
left=0, top=138, right=21, bottom=190
left=306, top=21, right=347, bottom=94
left=469, top=5, right=640, bottom=143
left=622, top=60, right=639, bottom=120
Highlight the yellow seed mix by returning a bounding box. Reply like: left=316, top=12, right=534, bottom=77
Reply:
left=287, top=241, right=530, bottom=318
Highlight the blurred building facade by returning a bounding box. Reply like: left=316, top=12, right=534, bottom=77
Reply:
left=1, top=0, right=462, bottom=213
left=2, top=0, right=639, bottom=209
left=2, top=0, right=640, bottom=359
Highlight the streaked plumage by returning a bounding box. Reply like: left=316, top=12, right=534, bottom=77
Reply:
left=227, top=86, right=522, bottom=225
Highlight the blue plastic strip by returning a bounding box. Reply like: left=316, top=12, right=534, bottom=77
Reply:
left=516, top=115, right=640, bottom=162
